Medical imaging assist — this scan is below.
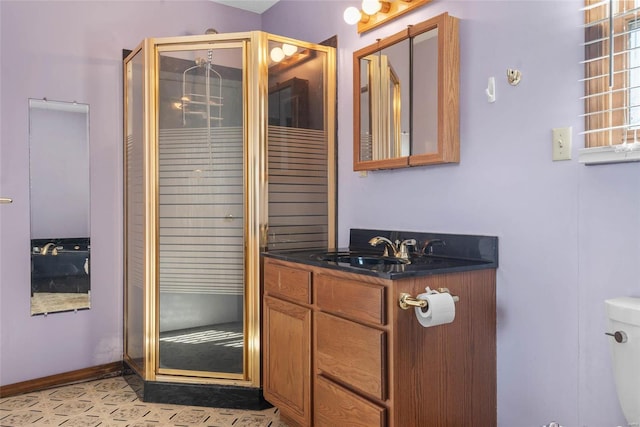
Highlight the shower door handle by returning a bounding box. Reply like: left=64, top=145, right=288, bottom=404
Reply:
left=0, top=197, right=12, bottom=204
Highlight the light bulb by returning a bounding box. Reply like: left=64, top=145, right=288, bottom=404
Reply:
left=343, top=6, right=362, bottom=25
left=282, top=43, right=298, bottom=57
left=270, top=47, right=285, bottom=63
left=362, top=0, right=381, bottom=15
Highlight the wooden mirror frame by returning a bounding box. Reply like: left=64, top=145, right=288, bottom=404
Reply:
left=353, top=12, right=459, bottom=171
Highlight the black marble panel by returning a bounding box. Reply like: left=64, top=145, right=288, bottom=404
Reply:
left=30, top=237, right=90, bottom=295
left=262, top=228, right=498, bottom=279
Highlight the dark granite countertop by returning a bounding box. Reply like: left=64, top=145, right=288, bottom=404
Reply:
left=262, top=229, right=498, bottom=280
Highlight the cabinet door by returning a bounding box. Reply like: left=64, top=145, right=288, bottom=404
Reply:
left=263, top=295, right=311, bottom=426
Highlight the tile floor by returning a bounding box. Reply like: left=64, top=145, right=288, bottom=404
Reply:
left=0, top=376, right=287, bottom=426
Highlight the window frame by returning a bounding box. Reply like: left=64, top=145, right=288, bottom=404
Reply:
left=580, top=0, right=640, bottom=164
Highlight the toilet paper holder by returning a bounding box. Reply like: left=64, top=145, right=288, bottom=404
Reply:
left=399, top=288, right=460, bottom=310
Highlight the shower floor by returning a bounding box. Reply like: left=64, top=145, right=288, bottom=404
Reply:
left=159, top=322, right=244, bottom=374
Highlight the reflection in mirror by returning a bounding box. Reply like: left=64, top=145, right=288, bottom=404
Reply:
left=359, top=39, right=410, bottom=161
left=269, top=77, right=309, bottom=128
left=29, top=99, right=90, bottom=315
left=412, top=27, right=438, bottom=156
left=353, top=12, right=459, bottom=171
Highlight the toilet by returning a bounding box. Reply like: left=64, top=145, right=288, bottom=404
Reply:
left=605, top=297, right=640, bottom=426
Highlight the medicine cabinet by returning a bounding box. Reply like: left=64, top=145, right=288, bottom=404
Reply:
left=353, top=12, right=459, bottom=171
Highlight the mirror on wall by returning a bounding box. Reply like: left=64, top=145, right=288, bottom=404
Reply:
left=29, top=99, right=90, bottom=316
left=353, top=12, right=459, bottom=171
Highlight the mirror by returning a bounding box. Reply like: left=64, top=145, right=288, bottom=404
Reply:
left=29, top=99, right=90, bottom=315
left=359, top=38, right=410, bottom=162
left=353, top=12, right=459, bottom=171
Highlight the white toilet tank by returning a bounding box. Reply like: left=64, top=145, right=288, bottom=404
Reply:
left=605, top=297, right=640, bottom=426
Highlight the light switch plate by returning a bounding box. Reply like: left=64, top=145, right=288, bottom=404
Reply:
left=552, top=127, right=572, bottom=161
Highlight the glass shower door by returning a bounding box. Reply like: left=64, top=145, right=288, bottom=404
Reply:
left=266, top=37, right=335, bottom=251
left=156, top=42, right=245, bottom=377
left=124, top=46, right=146, bottom=376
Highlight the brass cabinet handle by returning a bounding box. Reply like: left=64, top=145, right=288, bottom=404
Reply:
left=0, top=197, right=13, bottom=204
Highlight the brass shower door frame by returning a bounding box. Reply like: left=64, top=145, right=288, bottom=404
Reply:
left=265, top=33, right=337, bottom=247
left=123, top=31, right=336, bottom=389
left=123, top=39, right=157, bottom=381
left=154, top=37, right=251, bottom=384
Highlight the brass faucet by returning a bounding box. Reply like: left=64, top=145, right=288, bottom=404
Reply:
left=421, top=239, right=446, bottom=255
left=40, top=242, right=58, bottom=256
left=368, top=236, right=396, bottom=257
left=368, top=236, right=416, bottom=260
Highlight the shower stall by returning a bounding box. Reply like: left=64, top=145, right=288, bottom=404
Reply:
left=123, top=31, right=335, bottom=407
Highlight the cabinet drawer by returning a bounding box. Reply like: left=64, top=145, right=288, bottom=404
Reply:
left=315, top=375, right=386, bottom=427
left=264, top=260, right=311, bottom=304
left=316, top=274, right=385, bottom=325
left=315, top=312, right=386, bottom=400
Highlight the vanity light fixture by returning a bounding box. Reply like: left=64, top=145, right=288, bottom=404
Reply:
left=270, top=43, right=299, bottom=63
left=270, top=46, right=285, bottom=63
left=269, top=44, right=311, bottom=71
left=282, top=43, right=298, bottom=56
left=362, top=0, right=389, bottom=15
left=343, top=6, right=366, bottom=25
left=343, top=0, right=432, bottom=34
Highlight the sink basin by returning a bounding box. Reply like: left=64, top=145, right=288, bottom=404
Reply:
left=312, top=251, right=491, bottom=273
left=315, top=252, right=409, bottom=266
left=322, top=254, right=408, bottom=266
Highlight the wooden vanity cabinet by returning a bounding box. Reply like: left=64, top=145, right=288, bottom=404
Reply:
left=262, top=256, right=496, bottom=427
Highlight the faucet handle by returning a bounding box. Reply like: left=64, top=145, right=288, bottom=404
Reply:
left=422, top=239, right=446, bottom=255
left=41, top=242, right=59, bottom=256
left=398, top=239, right=416, bottom=259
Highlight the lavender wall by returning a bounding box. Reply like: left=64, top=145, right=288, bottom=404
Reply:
left=263, top=1, right=639, bottom=426
left=1, top=1, right=638, bottom=426
left=0, top=0, right=259, bottom=385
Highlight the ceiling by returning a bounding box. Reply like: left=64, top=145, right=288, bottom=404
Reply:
left=210, top=0, right=280, bottom=14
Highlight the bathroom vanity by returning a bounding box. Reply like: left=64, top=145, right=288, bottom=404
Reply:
left=262, top=229, right=498, bottom=427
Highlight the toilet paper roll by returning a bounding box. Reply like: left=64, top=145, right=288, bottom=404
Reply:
left=414, top=291, right=456, bottom=328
